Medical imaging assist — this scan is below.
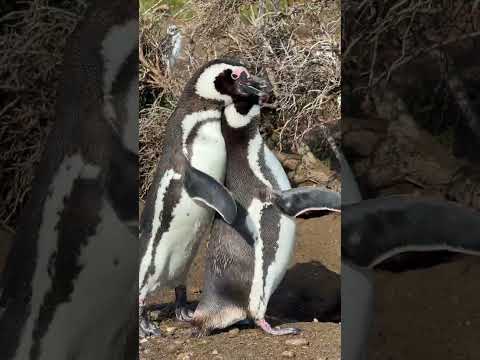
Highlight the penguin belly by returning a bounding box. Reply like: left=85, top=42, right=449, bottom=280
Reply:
left=8, top=168, right=138, bottom=360
left=139, top=121, right=226, bottom=299
left=32, top=201, right=137, bottom=360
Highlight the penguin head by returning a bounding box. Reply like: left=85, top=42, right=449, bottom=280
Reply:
left=193, top=59, right=271, bottom=105
left=166, top=24, right=179, bottom=36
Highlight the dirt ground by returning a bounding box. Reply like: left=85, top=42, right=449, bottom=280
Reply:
left=140, top=215, right=342, bottom=360
left=370, top=256, right=480, bottom=360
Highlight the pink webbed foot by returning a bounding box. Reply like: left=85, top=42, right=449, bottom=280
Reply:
left=255, top=318, right=301, bottom=336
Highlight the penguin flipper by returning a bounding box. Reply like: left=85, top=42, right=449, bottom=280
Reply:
left=273, top=187, right=341, bottom=217
left=184, top=165, right=237, bottom=224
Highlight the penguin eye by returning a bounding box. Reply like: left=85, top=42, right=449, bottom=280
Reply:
left=231, top=72, right=239, bottom=80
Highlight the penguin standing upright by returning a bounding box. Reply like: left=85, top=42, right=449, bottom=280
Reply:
left=0, top=1, right=139, bottom=359
left=189, top=88, right=341, bottom=336
left=138, top=59, right=271, bottom=337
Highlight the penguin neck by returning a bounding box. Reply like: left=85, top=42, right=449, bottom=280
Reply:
left=222, top=101, right=260, bottom=147
left=223, top=101, right=260, bottom=129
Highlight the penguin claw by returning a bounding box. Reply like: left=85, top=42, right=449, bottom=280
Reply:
left=139, top=317, right=162, bottom=338
left=255, top=319, right=301, bottom=336
left=175, top=306, right=194, bottom=322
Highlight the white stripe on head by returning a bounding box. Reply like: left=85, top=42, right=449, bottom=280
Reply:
left=195, top=63, right=247, bottom=103
left=224, top=103, right=260, bottom=128
left=181, top=110, right=221, bottom=156
left=14, top=154, right=100, bottom=359
left=247, top=133, right=273, bottom=188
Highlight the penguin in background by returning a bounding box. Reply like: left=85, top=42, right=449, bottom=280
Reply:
left=187, top=79, right=341, bottom=336
left=138, top=59, right=272, bottom=337
left=0, top=1, right=139, bottom=359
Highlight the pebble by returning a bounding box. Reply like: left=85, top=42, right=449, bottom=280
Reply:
left=165, top=326, right=177, bottom=335
left=177, top=352, right=193, bottom=360
left=282, top=350, right=295, bottom=358
left=212, top=349, right=219, bottom=355
left=228, top=328, right=240, bottom=337
left=139, top=338, right=148, bottom=344
left=167, top=343, right=181, bottom=354
left=285, top=338, right=309, bottom=346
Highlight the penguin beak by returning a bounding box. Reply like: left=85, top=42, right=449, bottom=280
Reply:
left=236, top=73, right=272, bottom=101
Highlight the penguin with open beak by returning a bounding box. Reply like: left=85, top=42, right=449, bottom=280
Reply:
left=183, top=76, right=341, bottom=336
left=138, top=59, right=276, bottom=337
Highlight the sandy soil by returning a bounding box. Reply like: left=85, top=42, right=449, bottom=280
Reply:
left=141, top=215, right=342, bottom=360
left=369, top=256, right=480, bottom=360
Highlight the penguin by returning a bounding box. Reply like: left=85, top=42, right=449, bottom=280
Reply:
left=138, top=59, right=271, bottom=337
left=188, top=88, right=341, bottom=336
left=0, top=1, right=138, bottom=360
left=342, top=196, right=480, bottom=360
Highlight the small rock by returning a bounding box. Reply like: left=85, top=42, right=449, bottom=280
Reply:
left=283, top=158, right=300, bottom=171
left=174, top=340, right=184, bottom=345
left=228, top=328, right=240, bottom=337
left=212, top=349, right=219, bottom=355
left=282, top=350, right=295, bottom=358
left=139, top=338, right=148, bottom=344
left=167, top=343, right=181, bottom=354
left=165, top=326, right=177, bottom=335
left=177, top=352, right=193, bottom=360
left=285, top=338, right=309, bottom=346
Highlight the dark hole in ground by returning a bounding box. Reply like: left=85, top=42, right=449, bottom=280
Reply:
left=149, top=261, right=341, bottom=329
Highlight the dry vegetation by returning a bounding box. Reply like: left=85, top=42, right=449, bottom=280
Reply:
left=0, top=1, right=86, bottom=230
left=342, top=0, right=480, bottom=204
left=139, top=0, right=341, bottom=198
left=343, top=0, right=480, bottom=137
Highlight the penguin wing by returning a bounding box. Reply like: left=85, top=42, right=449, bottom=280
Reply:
left=184, top=165, right=237, bottom=224
left=342, top=196, right=480, bottom=269
left=273, top=187, right=341, bottom=217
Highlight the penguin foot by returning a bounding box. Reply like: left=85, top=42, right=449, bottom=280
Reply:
left=139, top=317, right=162, bottom=338
left=174, top=285, right=194, bottom=322
left=190, top=327, right=210, bottom=337
left=255, top=319, right=301, bottom=336
left=175, top=306, right=194, bottom=322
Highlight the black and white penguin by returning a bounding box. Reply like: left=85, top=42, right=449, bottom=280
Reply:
left=0, top=1, right=138, bottom=360
left=188, top=90, right=341, bottom=336
left=342, top=195, right=480, bottom=360
left=138, top=59, right=270, bottom=337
